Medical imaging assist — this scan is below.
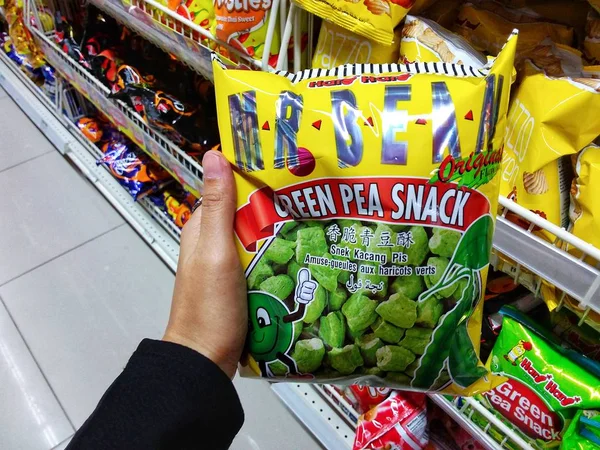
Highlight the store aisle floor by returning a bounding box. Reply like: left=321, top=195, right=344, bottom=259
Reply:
left=0, top=87, right=320, bottom=450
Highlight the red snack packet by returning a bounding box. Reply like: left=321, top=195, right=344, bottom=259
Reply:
left=354, top=392, right=429, bottom=450
left=346, top=386, right=393, bottom=414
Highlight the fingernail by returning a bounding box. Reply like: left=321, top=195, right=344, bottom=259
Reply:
left=203, top=152, right=224, bottom=179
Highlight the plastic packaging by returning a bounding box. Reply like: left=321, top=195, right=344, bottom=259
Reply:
left=212, top=33, right=517, bottom=392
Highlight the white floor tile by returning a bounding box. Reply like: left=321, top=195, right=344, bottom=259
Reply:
left=0, top=301, right=73, bottom=449
left=0, top=96, right=53, bottom=172
left=0, top=151, right=123, bottom=285
left=231, top=377, right=320, bottom=450
left=0, top=86, right=7, bottom=98
left=0, top=225, right=174, bottom=428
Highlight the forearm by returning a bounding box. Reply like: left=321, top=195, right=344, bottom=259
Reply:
left=68, top=339, right=244, bottom=450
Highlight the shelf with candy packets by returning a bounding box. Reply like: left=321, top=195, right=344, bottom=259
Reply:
left=25, top=12, right=205, bottom=198
left=0, top=44, right=181, bottom=270
left=85, top=0, right=278, bottom=82
left=491, top=196, right=600, bottom=326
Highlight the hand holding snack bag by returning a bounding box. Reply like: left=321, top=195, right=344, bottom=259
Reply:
left=212, top=32, right=518, bottom=393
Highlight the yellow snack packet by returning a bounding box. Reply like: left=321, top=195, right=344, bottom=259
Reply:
left=400, top=15, right=487, bottom=66
left=584, top=11, right=600, bottom=65
left=516, top=40, right=584, bottom=78
left=500, top=62, right=600, bottom=238
left=293, top=0, right=414, bottom=46
left=453, top=1, right=574, bottom=56
left=211, top=33, right=517, bottom=393
left=213, top=0, right=280, bottom=66
left=312, top=21, right=401, bottom=69
left=167, top=0, right=215, bottom=41
left=569, top=144, right=600, bottom=252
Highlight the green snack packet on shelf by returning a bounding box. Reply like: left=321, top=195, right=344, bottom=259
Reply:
left=472, top=307, right=600, bottom=449
left=562, top=410, right=600, bottom=450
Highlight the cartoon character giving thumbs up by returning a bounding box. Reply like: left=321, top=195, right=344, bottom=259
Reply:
left=247, top=268, right=318, bottom=377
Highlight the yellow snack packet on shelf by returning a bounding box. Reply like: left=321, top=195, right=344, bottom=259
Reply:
left=453, top=1, right=574, bottom=56
left=584, top=11, right=600, bottom=65
left=293, top=0, right=414, bottom=46
left=211, top=33, right=517, bottom=393
left=312, top=21, right=401, bottom=69
left=400, top=15, right=487, bottom=67
left=500, top=61, right=600, bottom=239
left=167, top=0, right=215, bottom=41
left=569, top=144, right=600, bottom=254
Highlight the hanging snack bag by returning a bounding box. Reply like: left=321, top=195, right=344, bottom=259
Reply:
left=213, top=0, right=280, bottom=65
left=399, top=15, right=487, bottom=67
left=500, top=61, right=600, bottom=238
left=453, top=1, right=574, bottom=57
left=475, top=307, right=600, bottom=449
left=562, top=409, right=600, bottom=449
left=293, top=0, right=414, bottom=46
left=312, top=21, right=401, bottom=69
left=212, top=33, right=517, bottom=391
left=568, top=144, right=600, bottom=256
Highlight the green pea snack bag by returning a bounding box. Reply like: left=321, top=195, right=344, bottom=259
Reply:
left=562, top=410, right=600, bottom=449
left=212, top=33, right=518, bottom=394
left=474, top=307, right=600, bottom=448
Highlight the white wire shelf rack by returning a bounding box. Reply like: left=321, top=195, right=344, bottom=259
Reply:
left=0, top=48, right=180, bottom=271
left=88, top=0, right=309, bottom=81
left=24, top=12, right=205, bottom=198
left=493, top=196, right=600, bottom=323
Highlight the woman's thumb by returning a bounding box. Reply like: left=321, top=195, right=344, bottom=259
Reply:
left=198, top=151, right=237, bottom=243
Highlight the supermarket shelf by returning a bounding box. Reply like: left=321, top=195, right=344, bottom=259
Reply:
left=430, top=395, right=535, bottom=450
left=0, top=50, right=180, bottom=272
left=88, top=0, right=265, bottom=81
left=25, top=22, right=204, bottom=198
left=271, top=383, right=355, bottom=449
left=493, top=197, right=600, bottom=313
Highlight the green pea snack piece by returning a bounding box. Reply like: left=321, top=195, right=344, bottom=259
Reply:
left=376, top=345, right=416, bottom=372
left=309, top=253, right=341, bottom=292
left=375, top=293, right=417, bottom=328
left=401, top=226, right=429, bottom=266
left=404, top=360, right=420, bottom=377
left=345, top=225, right=369, bottom=261
left=416, top=297, right=443, bottom=328
left=365, top=367, right=385, bottom=377
left=371, top=317, right=405, bottom=343
left=269, top=361, right=289, bottom=376
left=424, top=257, right=459, bottom=299
left=248, top=260, right=274, bottom=290
left=389, top=224, right=409, bottom=232
left=291, top=338, right=325, bottom=373
left=296, top=227, right=328, bottom=263
left=356, top=333, right=384, bottom=366
left=305, top=220, right=326, bottom=229
left=342, top=292, right=379, bottom=333
left=328, top=286, right=348, bottom=311
left=280, top=222, right=298, bottom=235
left=303, top=285, right=328, bottom=324
left=347, top=325, right=366, bottom=341
left=389, top=272, right=425, bottom=300
left=264, top=238, right=296, bottom=264
left=358, top=263, right=388, bottom=298
left=328, top=344, right=364, bottom=375
left=386, top=372, right=412, bottom=384
left=259, top=275, right=294, bottom=300
left=399, top=327, right=433, bottom=355
left=429, top=229, right=461, bottom=258
left=368, top=223, right=395, bottom=261
left=287, top=260, right=303, bottom=282
left=337, top=266, right=351, bottom=284
left=283, top=222, right=306, bottom=241
left=293, top=321, right=303, bottom=342
left=319, top=311, right=346, bottom=348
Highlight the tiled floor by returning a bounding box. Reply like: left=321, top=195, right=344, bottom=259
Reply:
left=0, top=87, right=320, bottom=449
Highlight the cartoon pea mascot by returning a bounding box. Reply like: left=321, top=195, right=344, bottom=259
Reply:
left=248, top=268, right=317, bottom=378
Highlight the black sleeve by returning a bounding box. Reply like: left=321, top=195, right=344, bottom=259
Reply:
left=67, top=339, right=244, bottom=450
